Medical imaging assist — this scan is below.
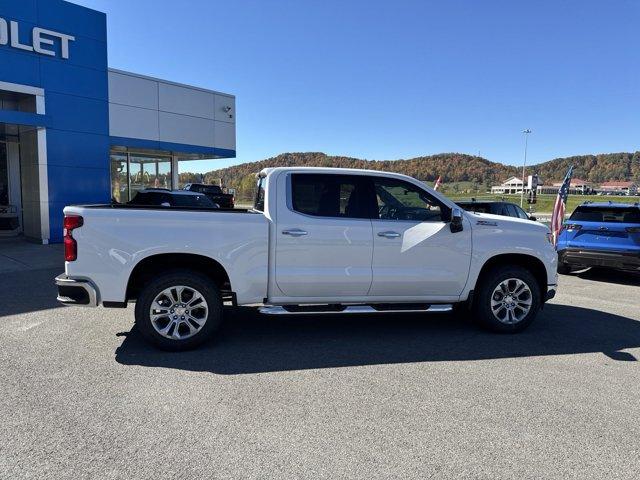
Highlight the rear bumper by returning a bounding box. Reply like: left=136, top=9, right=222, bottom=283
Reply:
left=55, top=274, right=98, bottom=307
left=558, top=248, right=640, bottom=271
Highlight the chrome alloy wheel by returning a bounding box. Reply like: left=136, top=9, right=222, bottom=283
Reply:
left=149, top=286, right=209, bottom=340
left=490, top=278, right=533, bottom=325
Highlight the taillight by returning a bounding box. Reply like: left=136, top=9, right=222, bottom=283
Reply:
left=63, top=215, right=83, bottom=261
left=230, top=197, right=235, bottom=208
left=626, top=226, right=640, bottom=233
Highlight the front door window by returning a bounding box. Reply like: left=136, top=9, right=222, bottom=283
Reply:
left=373, top=177, right=445, bottom=222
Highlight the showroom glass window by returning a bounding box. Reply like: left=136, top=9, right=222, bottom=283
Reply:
left=110, top=152, right=172, bottom=203
left=129, top=154, right=172, bottom=198
left=110, top=154, right=129, bottom=203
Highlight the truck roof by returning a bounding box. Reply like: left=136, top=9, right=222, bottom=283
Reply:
left=259, top=166, right=422, bottom=182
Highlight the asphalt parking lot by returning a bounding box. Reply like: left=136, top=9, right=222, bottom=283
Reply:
left=1, top=242, right=639, bottom=479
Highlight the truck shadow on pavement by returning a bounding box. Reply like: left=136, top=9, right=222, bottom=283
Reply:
left=114, top=303, right=640, bottom=374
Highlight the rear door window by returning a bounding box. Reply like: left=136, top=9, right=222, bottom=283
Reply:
left=290, top=174, right=370, bottom=219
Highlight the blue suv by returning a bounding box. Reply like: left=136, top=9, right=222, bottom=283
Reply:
left=557, top=202, right=640, bottom=274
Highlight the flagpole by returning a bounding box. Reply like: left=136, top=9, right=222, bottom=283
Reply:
left=520, top=129, right=532, bottom=208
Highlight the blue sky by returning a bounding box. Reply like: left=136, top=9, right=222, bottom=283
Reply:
left=75, top=0, right=639, bottom=173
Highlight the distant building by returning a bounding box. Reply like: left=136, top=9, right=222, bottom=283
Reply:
left=538, top=178, right=592, bottom=195
left=491, top=175, right=544, bottom=194
left=491, top=176, right=526, bottom=194
left=598, top=181, right=638, bottom=196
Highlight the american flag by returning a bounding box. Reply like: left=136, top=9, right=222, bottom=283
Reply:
left=433, top=176, right=443, bottom=191
left=551, top=165, right=574, bottom=246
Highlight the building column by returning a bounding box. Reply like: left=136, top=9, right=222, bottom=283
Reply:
left=171, top=155, right=179, bottom=189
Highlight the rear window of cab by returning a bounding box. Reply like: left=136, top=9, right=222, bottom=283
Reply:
left=570, top=206, right=640, bottom=223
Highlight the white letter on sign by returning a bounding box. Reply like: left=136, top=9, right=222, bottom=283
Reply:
left=0, top=18, right=7, bottom=46
left=10, top=21, right=33, bottom=52
left=58, top=32, right=75, bottom=59
left=33, top=28, right=56, bottom=57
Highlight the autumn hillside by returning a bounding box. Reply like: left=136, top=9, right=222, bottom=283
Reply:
left=179, top=151, right=640, bottom=199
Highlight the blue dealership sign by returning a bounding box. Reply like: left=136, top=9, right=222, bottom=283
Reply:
left=0, top=0, right=110, bottom=242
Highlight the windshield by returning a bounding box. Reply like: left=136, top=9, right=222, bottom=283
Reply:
left=570, top=206, right=640, bottom=223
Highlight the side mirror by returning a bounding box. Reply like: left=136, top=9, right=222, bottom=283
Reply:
left=450, top=208, right=464, bottom=233
left=529, top=215, right=537, bottom=222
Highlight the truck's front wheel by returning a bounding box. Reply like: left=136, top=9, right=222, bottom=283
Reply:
left=134, top=270, right=222, bottom=350
left=473, top=266, right=541, bottom=333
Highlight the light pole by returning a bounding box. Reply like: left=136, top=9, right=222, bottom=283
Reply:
left=520, top=129, right=532, bottom=208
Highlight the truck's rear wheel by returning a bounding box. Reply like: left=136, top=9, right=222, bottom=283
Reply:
left=473, top=266, right=540, bottom=333
left=134, top=270, right=222, bottom=350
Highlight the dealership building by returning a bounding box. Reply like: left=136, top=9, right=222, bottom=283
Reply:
left=0, top=0, right=236, bottom=243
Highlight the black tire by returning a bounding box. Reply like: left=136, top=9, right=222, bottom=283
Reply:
left=557, top=263, right=572, bottom=275
left=134, top=270, right=222, bottom=351
left=472, top=265, right=541, bottom=333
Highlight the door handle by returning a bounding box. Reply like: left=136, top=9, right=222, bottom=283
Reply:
left=377, top=231, right=401, bottom=238
left=282, top=228, right=308, bottom=237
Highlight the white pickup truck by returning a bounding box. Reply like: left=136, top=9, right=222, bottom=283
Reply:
left=56, top=167, right=558, bottom=350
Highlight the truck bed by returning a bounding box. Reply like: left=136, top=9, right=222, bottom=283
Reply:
left=63, top=203, right=269, bottom=306
left=74, top=203, right=252, bottom=213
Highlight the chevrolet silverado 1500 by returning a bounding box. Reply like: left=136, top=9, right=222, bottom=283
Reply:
left=56, top=167, right=558, bottom=350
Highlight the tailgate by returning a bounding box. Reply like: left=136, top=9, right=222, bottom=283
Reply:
left=562, top=202, right=640, bottom=254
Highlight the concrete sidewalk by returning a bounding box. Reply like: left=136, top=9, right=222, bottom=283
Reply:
left=0, top=238, right=63, bottom=273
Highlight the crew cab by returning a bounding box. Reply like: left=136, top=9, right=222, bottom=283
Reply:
left=56, top=167, right=558, bottom=350
left=557, top=202, right=640, bottom=273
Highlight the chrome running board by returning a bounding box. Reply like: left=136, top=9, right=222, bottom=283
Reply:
left=259, top=304, right=453, bottom=315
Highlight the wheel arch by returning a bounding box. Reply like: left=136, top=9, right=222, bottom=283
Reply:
left=476, top=253, right=547, bottom=301
left=126, top=253, right=232, bottom=302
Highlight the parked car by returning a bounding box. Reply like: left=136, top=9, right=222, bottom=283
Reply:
left=56, top=167, right=557, bottom=350
left=182, top=183, right=234, bottom=209
left=456, top=200, right=536, bottom=221
left=556, top=202, right=640, bottom=274
left=128, top=189, right=219, bottom=208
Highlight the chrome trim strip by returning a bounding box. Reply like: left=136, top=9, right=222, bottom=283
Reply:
left=55, top=274, right=98, bottom=307
left=259, top=304, right=453, bottom=315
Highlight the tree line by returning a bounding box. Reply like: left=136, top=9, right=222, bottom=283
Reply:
left=179, top=151, right=640, bottom=201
